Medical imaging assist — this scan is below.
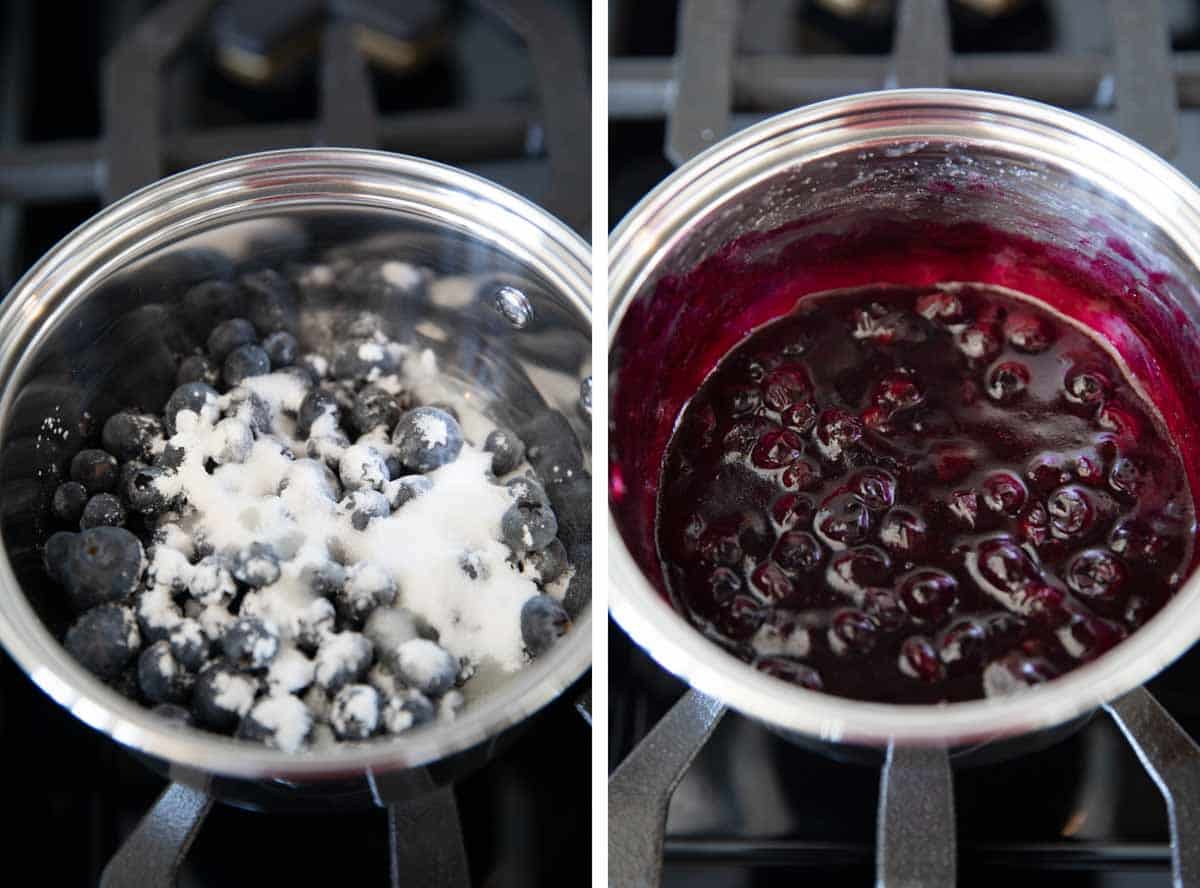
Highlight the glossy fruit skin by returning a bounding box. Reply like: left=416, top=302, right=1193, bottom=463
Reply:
left=657, top=283, right=1194, bottom=704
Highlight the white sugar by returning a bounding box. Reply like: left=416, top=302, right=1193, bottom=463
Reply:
left=249, top=693, right=312, bottom=753
left=212, top=670, right=256, bottom=716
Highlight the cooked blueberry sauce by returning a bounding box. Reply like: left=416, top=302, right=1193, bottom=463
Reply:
left=657, top=283, right=1196, bottom=703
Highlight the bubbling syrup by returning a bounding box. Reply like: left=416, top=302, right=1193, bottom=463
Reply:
left=656, top=283, right=1196, bottom=703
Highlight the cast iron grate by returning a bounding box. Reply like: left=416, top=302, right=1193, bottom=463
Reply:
left=608, top=1, right=1200, bottom=885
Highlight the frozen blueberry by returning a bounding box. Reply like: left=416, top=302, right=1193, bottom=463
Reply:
left=189, top=555, right=237, bottom=607
left=364, top=607, right=419, bottom=653
left=192, top=661, right=260, bottom=732
left=337, top=310, right=386, bottom=339
left=300, top=353, right=329, bottom=381
left=329, top=684, right=380, bottom=740
left=520, top=594, right=570, bottom=657
left=261, top=330, right=299, bottom=368
left=52, top=481, right=89, bottom=525
left=102, top=411, right=165, bottom=462
left=43, top=530, right=76, bottom=583
left=296, top=596, right=337, bottom=654
left=154, top=444, right=187, bottom=471
left=338, top=443, right=389, bottom=492
left=80, top=493, right=126, bottom=529
left=237, top=694, right=313, bottom=752
left=223, top=343, right=270, bottom=387
left=223, top=386, right=271, bottom=436
left=501, top=501, right=558, bottom=554
left=350, top=385, right=401, bottom=435
left=65, top=603, right=140, bottom=679
left=394, top=638, right=457, bottom=696
left=314, top=631, right=373, bottom=692
left=242, top=268, right=299, bottom=335
left=122, top=464, right=169, bottom=516
left=393, top=407, right=463, bottom=473
left=484, top=428, right=525, bottom=476
left=164, top=382, right=219, bottom=434
left=301, top=561, right=347, bottom=599
left=458, top=551, right=488, bottom=581
left=210, top=417, right=253, bottom=465
left=383, top=692, right=435, bottom=734
left=506, top=476, right=550, bottom=508
left=385, top=475, right=432, bottom=510
left=524, top=538, right=568, bottom=584
left=233, top=543, right=281, bottom=588
left=221, top=617, right=280, bottom=671
left=331, top=339, right=392, bottom=381
left=168, top=618, right=209, bottom=671
left=153, top=702, right=194, bottom=728
left=207, top=318, right=258, bottom=362
left=176, top=354, right=220, bottom=387
left=137, top=640, right=193, bottom=704
left=340, top=488, right=390, bottom=531
left=337, top=562, right=397, bottom=626
left=70, top=449, right=119, bottom=494
left=297, top=389, right=340, bottom=438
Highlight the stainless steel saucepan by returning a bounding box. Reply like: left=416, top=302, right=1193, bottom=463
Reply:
left=0, top=148, right=591, bottom=882
left=608, top=90, right=1200, bottom=886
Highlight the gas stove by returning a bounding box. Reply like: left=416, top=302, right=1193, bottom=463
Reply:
left=0, top=1, right=590, bottom=885
left=609, top=1, right=1200, bottom=885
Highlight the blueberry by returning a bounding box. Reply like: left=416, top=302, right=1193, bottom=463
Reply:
left=207, top=318, right=258, bottom=361
left=276, top=364, right=316, bottom=391
left=223, top=387, right=271, bottom=436
left=484, top=428, right=525, bottom=476
left=182, top=280, right=239, bottom=332
left=137, top=640, right=193, bottom=704
left=337, top=562, right=397, bottom=625
left=385, top=475, right=432, bottom=510
left=153, top=702, right=194, bottom=728
left=329, top=684, right=380, bottom=740
left=53, top=482, right=89, bottom=525
left=300, top=353, right=329, bottom=381
left=168, top=618, right=209, bottom=671
left=393, top=407, right=463, bottom=473
left=102, top=411, right=165, bottom=462
left=300, top=561, right=347, bottom=599
left=43, top=530, right=76, bottom=582
left=223, top=343, right=270, bottom=386
left=383, top=692, right=435, bottom=734
left=261, top=330, right=299, bottom=368
left=337, top=310, right=386, bottom=339
left=520, top=594, right=570, bottom=656
left=237, top=694, right=312, bottom=752
left=363, top=607, right=419, bottom=653
left=154, top=444, right=187, bottom=471
left=81, top=493, right=126, bottom=529
left=189, top=555, right=236, bottom=607
left=331, top=338, right=392, bottom=381
left=297, top=389, right=340, bottom=438
left=337, top=443, right=389, bottom=493
left=314, top=631, right=373, bottom=692
left=192, top=661, right=261, bottom=732
left=123, top=464, right=169, bottom=515
left=506, top=476, right=550, bottom=508
left=233, top=543, right=281, bottom=588
left=70, top=449, right=119, bottom=493
left=340, top=488, right=390, bottom=531
left=501, top=501, right=558, bottom=554
left=295, top=596, right=337, bottom=654
left=65, top=603, right=140, bottom=679
left=394, top=638, right=457, bottom=696
left=176, top=354, right=220, bottom=387
left=350, top=385, right=401, bottom=435
left=524, top=538, right=568, bottom=584
left=211, top=417, right=253, bottom=465
left=429, top=402, right=460, bottom=424
left=242, top=268, right=299, bottom=335
left=221, top=617, right=280, bottom=671
left=164, top=382, right=219, bottom=434
left=61, top=527, right=144, bottom=610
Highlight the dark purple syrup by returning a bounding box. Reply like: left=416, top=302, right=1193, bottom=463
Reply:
left=656, top=283, right=1196, bottom=704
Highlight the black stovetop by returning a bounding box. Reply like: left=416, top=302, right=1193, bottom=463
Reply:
left=609, top=1, right=1200, bottom=885
left=0, top=1, right=590, bottom=885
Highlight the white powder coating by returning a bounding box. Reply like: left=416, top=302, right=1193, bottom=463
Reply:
left=267, top=646, right=316, bottom=694
left=138, top=584, right=183, bottom=637
left=248, top=693, right=312, bottom=752
left=395, top=639, right=455, bottom=688
left=413, top=412, right=449, bottom=447
left=358, top=342, right=385, bottom=363
left=380, top=261, right=422, bottom=289
left=147, top=547, right=193, bottom=592
left=751, top=622, right=811, bottom=659
left=314, top=631, right=372, bottom=689
left=212, top=670, right=257, bottom=716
